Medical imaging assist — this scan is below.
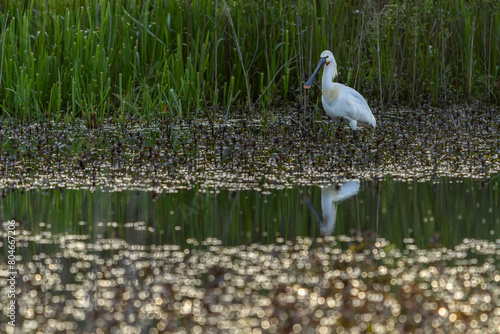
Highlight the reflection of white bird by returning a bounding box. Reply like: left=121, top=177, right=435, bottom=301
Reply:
left=304, top=50, right=376, bottom=133
left=320, top=181, right=360, bottom=235
left=304, top=181, right=360, bottom=235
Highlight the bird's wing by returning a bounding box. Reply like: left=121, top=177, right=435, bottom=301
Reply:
left=342, top=87, right=376, bottom=127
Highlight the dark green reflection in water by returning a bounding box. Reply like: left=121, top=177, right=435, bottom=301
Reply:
left=2, top=177, right=499, bottom=248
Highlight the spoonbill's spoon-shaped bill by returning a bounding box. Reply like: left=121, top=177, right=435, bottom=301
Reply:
left=304, top=57, right=326, bottom=90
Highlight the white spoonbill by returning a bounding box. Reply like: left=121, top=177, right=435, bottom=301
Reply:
left=304, top=50, right=376, bottom=133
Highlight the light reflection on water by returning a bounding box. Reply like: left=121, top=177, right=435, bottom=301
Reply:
left=2, top=177, right=498, bottom=248
left=0, top=177, right=499, bottom=333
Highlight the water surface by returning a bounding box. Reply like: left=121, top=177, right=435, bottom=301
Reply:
left=2, top=110, right=500, bottom=333
left=4, top=177, right=498, bottom=248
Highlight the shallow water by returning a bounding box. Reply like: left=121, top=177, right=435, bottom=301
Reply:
left=3, top=177, right=498, bottom=248
left=1, top=110, right=500, bottom=333
left=1, top=177, right=499, bottom=333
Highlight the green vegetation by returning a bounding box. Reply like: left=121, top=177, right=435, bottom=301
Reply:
left=0, top=0, right=500, bottom=122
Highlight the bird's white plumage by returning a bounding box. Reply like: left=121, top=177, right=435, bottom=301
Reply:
left=307, top=50, right=376, bottom=131
left=322, top=84, right=376, bottom=130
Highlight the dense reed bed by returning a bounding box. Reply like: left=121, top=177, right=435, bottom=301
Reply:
left=0, top=0, right=499, bottom=121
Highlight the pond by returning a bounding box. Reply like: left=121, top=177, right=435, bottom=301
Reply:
left=1, top=177, right=499, bottom=333
left=1, top=110, right=500, bottom=333
left=3, top=177, right=499, bottom=248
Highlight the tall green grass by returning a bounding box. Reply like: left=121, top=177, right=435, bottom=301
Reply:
left=0, top=0, right=499, bottom=122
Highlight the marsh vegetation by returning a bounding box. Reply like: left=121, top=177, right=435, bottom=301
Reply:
left=1, top=0, right=500, bottom=122
left=1, top=1, right=500, bottom=333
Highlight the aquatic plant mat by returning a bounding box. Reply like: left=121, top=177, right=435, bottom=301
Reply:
left=1, top=107, right=499, bottom=192
left=1, top=228, right=499, bottom=333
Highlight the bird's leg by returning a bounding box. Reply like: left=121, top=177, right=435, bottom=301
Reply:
left=352, top=130, right=357, bottom=141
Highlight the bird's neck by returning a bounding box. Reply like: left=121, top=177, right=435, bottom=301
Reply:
left=321, top=62, right=338, bottom=92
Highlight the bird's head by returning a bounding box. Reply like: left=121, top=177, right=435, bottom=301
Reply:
left=304, top=50, right=337, bottom=90
left=320, top=50, right=337, bottom=78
